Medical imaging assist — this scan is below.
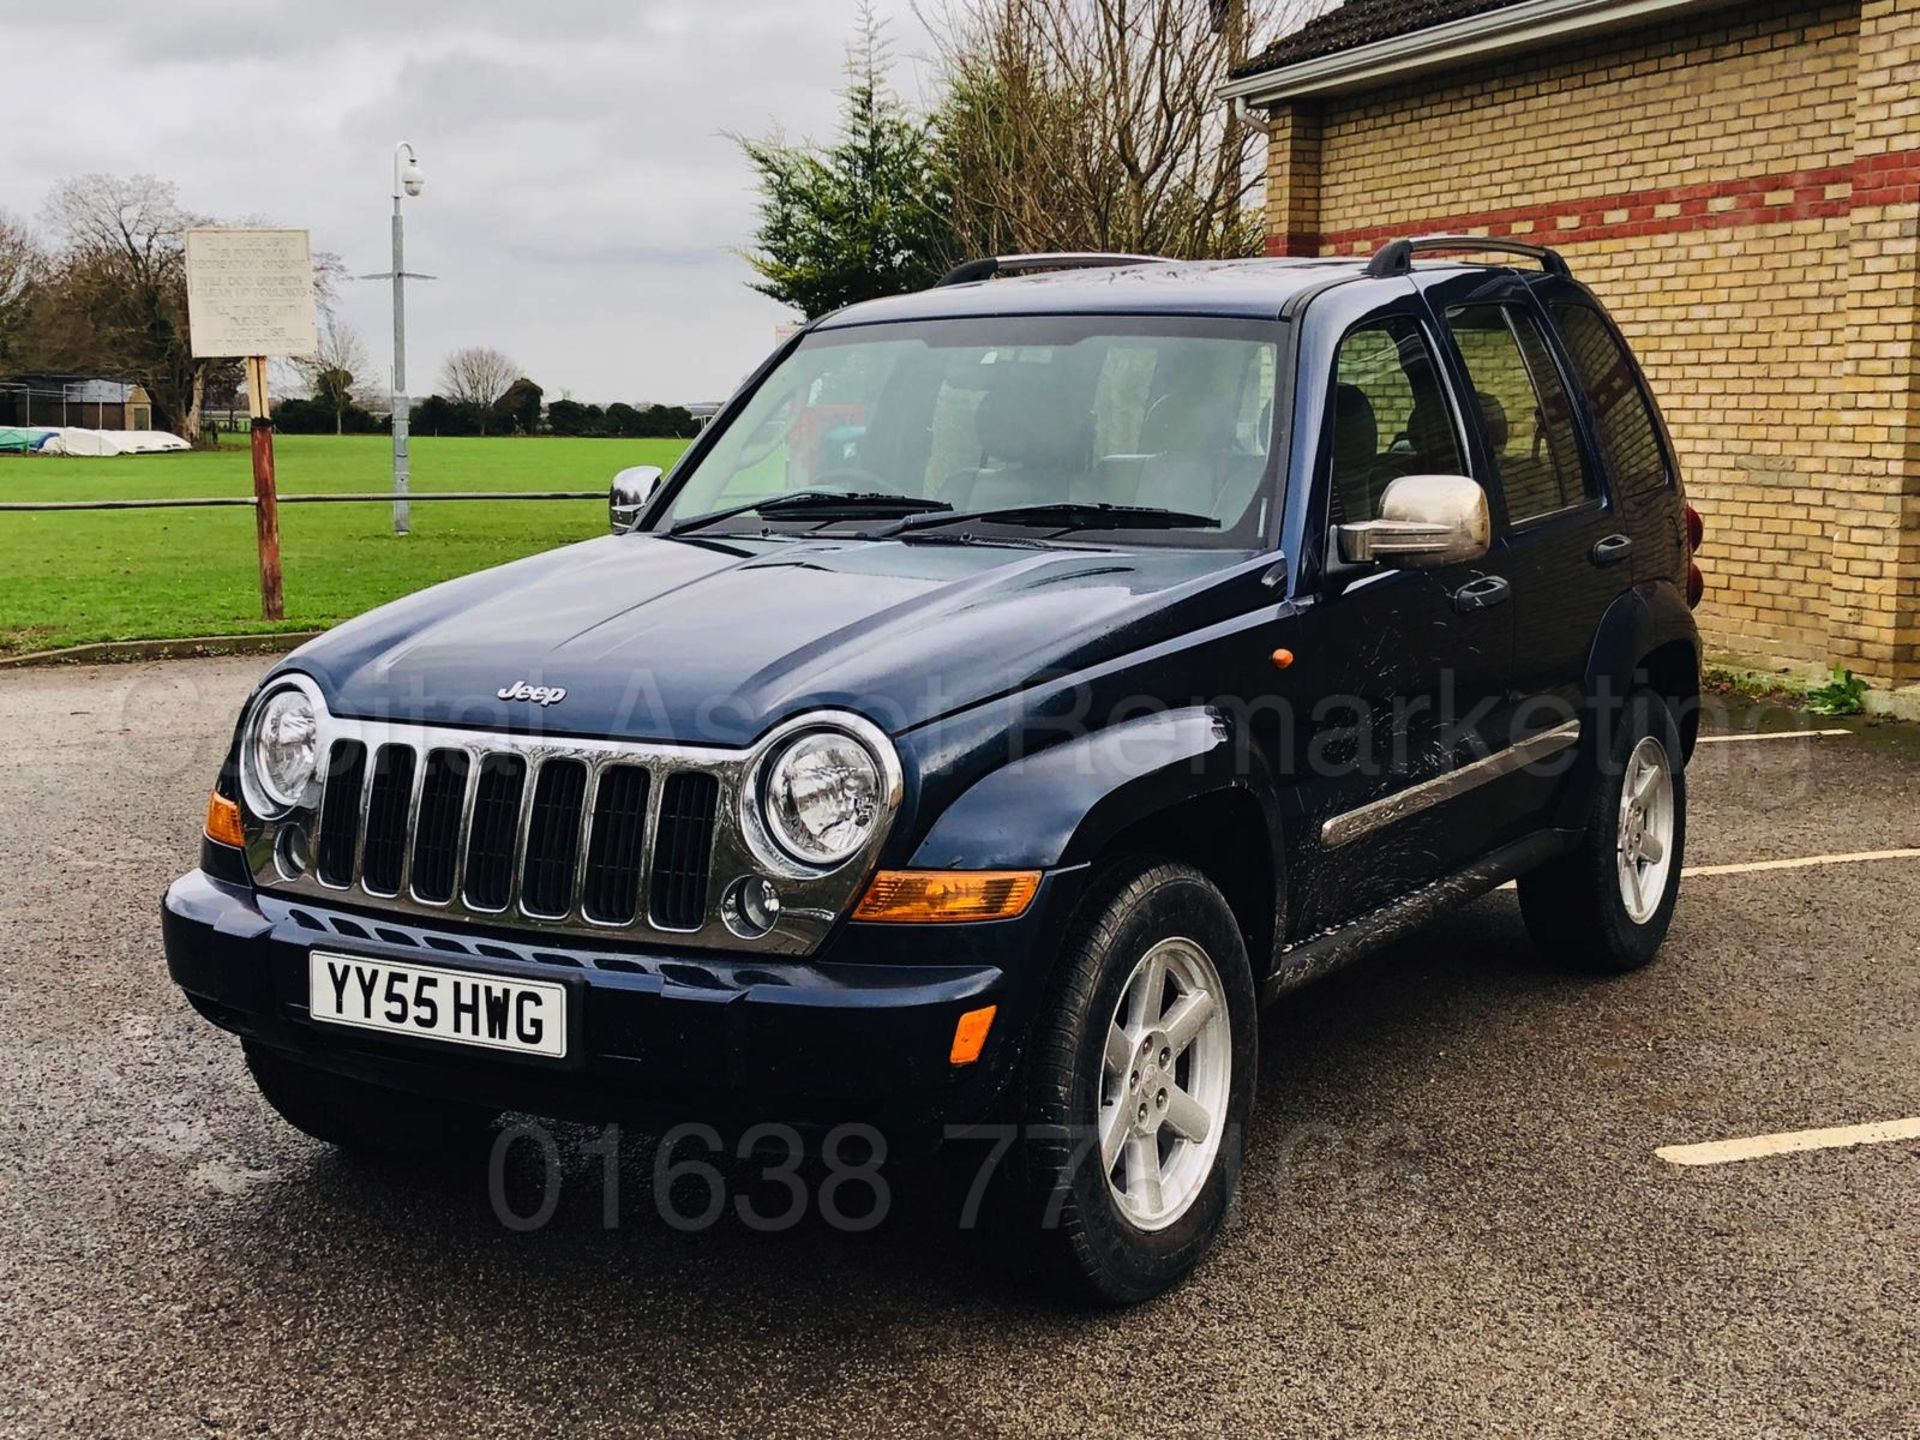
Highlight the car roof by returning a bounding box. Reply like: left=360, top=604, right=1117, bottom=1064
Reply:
left=809, top=257, right=1384, bottom=328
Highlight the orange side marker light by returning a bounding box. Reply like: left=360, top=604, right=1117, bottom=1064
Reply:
left=950, top=1005, right=997, bottom=1066
left=1270, top=647, right=1295, bottom=670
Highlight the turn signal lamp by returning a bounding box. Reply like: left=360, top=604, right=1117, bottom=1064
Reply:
left=205, top=790, right=245, bottom=848
left=853, top=870, right=1040, bottom=923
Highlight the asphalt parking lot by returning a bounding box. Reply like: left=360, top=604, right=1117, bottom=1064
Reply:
left=1, top=657, right=1915, bottom=1438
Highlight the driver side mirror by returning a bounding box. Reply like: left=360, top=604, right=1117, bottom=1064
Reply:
left=609, top=465, right=664, bottom=534
left=1336, top=474, right=1489, bottom=568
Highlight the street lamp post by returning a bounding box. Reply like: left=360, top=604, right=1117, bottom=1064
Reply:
left=390, top=142, right=425, bottom=535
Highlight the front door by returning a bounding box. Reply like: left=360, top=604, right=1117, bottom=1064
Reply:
left=1284, top=293, right=1516, bottom=931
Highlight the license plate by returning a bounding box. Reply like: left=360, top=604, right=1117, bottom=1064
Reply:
left=308, top=951, right=568, bottom=1059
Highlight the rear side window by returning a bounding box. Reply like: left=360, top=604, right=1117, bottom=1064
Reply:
left=1445, top=304, right=1592, bottom=524
left=1327, top=316, right=1462, bottom=524
left=1551, top=304, right=1669, bottom=495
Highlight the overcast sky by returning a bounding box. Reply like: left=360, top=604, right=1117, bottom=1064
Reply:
left=1, top=0, right=947, bottom=405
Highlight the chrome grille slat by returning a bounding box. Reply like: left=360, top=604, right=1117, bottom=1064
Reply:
left=449, top=750, right=482, bottom=908
left=253, top=712, right=901, bottom=958
left=397, top=744, right=429, bottom=898
left=350, top=742, right=381, bottom=890
left=570, top=765, right=603, bottom=919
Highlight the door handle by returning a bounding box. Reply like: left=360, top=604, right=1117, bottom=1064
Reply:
left=1591, top=533, right=1634, bottom=567
left=1452, top=575, right=1512, bottom=614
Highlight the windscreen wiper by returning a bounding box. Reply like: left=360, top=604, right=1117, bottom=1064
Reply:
left=871, top=501, right=1220, bottom=539
left=668, top=491, right=951, bottom=536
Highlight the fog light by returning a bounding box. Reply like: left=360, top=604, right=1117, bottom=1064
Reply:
left=723, top=875, right=782, bottom=938
left=274, top=822, right=309, bottom=880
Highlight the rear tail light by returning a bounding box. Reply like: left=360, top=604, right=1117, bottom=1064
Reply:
left=1684, top=503, right=1705, bottom=608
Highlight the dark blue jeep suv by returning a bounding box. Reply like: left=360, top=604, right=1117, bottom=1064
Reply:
left=164, top=238, right=1704, bottom=1302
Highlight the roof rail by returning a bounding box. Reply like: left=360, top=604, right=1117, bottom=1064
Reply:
left=1364, top=235, right=1572, bottom=280
left=933, top=252, right=1168, bottom=287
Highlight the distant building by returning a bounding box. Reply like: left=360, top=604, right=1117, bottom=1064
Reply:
left=0, top=376, right=154, bottom=431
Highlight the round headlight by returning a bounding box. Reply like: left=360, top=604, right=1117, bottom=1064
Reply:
left=242, top=683, right=320, bottom=816
left=761, top=730, right=882, bottom=867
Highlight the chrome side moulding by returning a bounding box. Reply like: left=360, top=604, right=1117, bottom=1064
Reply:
left=1319, top=720, right=1583, bottom=849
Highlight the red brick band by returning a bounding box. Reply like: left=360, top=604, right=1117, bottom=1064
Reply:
left=1265, top=147, right=1920, bottom=257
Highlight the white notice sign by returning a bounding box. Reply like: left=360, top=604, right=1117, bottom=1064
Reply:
left=185, top=228, right=318, bottom=358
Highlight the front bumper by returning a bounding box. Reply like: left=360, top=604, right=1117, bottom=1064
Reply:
left=162, top=866, right=1083, bottom=1147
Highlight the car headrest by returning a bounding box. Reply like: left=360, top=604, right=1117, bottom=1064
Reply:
left=1405, top=397, right=1457, bottom=470
left=972, top=368, right=1083, bottom=470
left=1476, top=390, right=1510, bottom=453
left=1333, top=383, right=1377, bottom=472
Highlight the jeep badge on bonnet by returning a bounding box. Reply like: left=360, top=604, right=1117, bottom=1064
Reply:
left=496, top=680, right=566, bottom=706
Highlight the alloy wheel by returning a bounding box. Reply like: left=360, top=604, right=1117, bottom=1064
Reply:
left=1616, top=734, right=1675, bottom=925
left=1098, top=936, right=1232, bottom=1231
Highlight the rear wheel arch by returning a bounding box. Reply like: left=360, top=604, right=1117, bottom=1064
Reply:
left=1638, top=637, right=1701, bottom=760
left=1584, top=582, right=1701, bottom=761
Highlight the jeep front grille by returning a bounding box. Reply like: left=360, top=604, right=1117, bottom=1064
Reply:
left=245, top=716, right=891, bottom=958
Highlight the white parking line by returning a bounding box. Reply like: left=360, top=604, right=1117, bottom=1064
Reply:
left=1657, top=1117, right=1920, bottom=1166
left=1695, top=729, right=1851, bottom=744
left=1497, top=847, right=1920, bottom=891
left=1684, top=849, right=1920, bottom=878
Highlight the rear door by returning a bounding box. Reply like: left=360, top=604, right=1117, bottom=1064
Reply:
left=1416, top=268, right=1626, bottom=843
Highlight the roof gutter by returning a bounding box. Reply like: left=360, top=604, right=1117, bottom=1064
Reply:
left=1222, top=0, right=1737, bottom=106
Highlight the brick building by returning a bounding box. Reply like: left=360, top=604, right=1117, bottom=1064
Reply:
left=1225, top=0, right=1920, bottom=687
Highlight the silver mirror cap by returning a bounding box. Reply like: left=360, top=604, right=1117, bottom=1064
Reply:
left=1336, top=473, right=1490, bottom=568
left=609, top=465, right=665, bottom=534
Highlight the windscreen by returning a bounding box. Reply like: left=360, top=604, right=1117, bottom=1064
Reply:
left=657, top=315, right=1283, bottom=545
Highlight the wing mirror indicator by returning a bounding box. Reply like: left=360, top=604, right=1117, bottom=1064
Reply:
left=1336, top=474, right=1491, bottom=568
left=609, top=465, right=665, bottom=534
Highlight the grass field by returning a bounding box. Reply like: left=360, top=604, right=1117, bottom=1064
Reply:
left=0, top=434, right=690, bottom=657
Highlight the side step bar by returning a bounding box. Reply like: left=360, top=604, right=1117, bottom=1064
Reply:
left=1260, top=829, right=1577, bottom=1006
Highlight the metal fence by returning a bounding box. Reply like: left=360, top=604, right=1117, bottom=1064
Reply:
left=0, top=492, right=600, bottom=512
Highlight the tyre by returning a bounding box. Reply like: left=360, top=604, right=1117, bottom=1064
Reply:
left=1518, top=689, right=1686, bottom=972
left=1013, top=858, right=1257, bottom=1304
left=244, top=1042, right=500, bottom=1157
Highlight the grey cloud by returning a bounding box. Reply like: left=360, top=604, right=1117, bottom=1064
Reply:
left=0, top=0, right=936, bottom=402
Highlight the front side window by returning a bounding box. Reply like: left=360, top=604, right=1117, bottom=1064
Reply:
left=1445, top=304, right=1592, bottom=523
left=1327, top=315, right=1463, bottom=525
left=1551, top=304, right=1669, bottom=495
left=656, top=316, right=1283, bottom=546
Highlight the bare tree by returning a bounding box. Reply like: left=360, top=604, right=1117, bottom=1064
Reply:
left=924, top=0, right=1320, bottom=260
left=439, top=345, right=519, bottom=434
left=293, top=316, right=370, bottom=434
left=36, top=174, right=235, bottom=441
left=0, top=209, right=46, bottom=373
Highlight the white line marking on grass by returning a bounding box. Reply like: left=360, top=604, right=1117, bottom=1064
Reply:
left=1657, top=1117, right=1920, bottom=1166
left=1685, top=849, right=1920, bottom=878
left=1695, top=729, right=1851, bottom=744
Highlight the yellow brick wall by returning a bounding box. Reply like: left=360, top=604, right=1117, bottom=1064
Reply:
left=1260, top=0, right=1920, bottom=684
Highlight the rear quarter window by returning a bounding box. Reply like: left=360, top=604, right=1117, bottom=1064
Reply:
left=1551, top=304, right=1670, bottom=495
